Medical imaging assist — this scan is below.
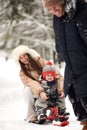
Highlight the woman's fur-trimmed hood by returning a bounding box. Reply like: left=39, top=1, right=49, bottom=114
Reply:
left=12, top=45, right=40, bottom=66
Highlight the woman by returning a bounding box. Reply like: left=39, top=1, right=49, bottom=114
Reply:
left=12, top=45, right=67, bottom=123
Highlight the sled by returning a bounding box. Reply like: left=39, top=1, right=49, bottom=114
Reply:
left=35, top=106, right=69, bottom=126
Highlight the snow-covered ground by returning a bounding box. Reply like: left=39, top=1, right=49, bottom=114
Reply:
left=0, top=57, right=83, bottom=130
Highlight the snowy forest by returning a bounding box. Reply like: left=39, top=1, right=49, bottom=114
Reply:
left=0, top=0, right=87, bottom=59
left=0, top=0, right=55, bottom=60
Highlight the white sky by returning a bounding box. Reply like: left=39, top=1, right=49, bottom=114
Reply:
left=0, top=57, right=83, bottom=130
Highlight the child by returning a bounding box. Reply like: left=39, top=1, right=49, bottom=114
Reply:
left=34, top=62, right=68, bottom=124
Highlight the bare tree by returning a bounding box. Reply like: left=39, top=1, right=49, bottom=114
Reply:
left=0, top=0, right=54, bottom=55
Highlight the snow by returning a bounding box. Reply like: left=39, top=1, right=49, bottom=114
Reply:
left=0, top=57, right=83, bottom=130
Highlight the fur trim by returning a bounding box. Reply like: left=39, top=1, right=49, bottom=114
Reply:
left=12, top=45, right=40, bottom=66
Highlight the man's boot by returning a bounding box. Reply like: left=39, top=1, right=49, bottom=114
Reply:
left=81, top=121, right=87, bottom=130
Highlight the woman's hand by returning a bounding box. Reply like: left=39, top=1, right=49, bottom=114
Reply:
left=40, top=91, right=48, bottom=101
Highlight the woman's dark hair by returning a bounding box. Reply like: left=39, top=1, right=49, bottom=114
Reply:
left=19, top=53, right=43, bottom=80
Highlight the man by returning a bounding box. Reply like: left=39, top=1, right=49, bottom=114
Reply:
left=42, top=0, right=87, bottom=130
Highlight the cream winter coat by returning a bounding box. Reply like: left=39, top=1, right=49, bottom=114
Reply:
left=12, top=45, right=64, bottom=96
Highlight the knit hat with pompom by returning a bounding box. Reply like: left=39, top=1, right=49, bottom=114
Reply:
left=42, top=61, right=56, bottom=80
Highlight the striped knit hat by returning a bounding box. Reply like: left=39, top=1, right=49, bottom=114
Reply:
left=42, top=61, right=56, bottom=80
